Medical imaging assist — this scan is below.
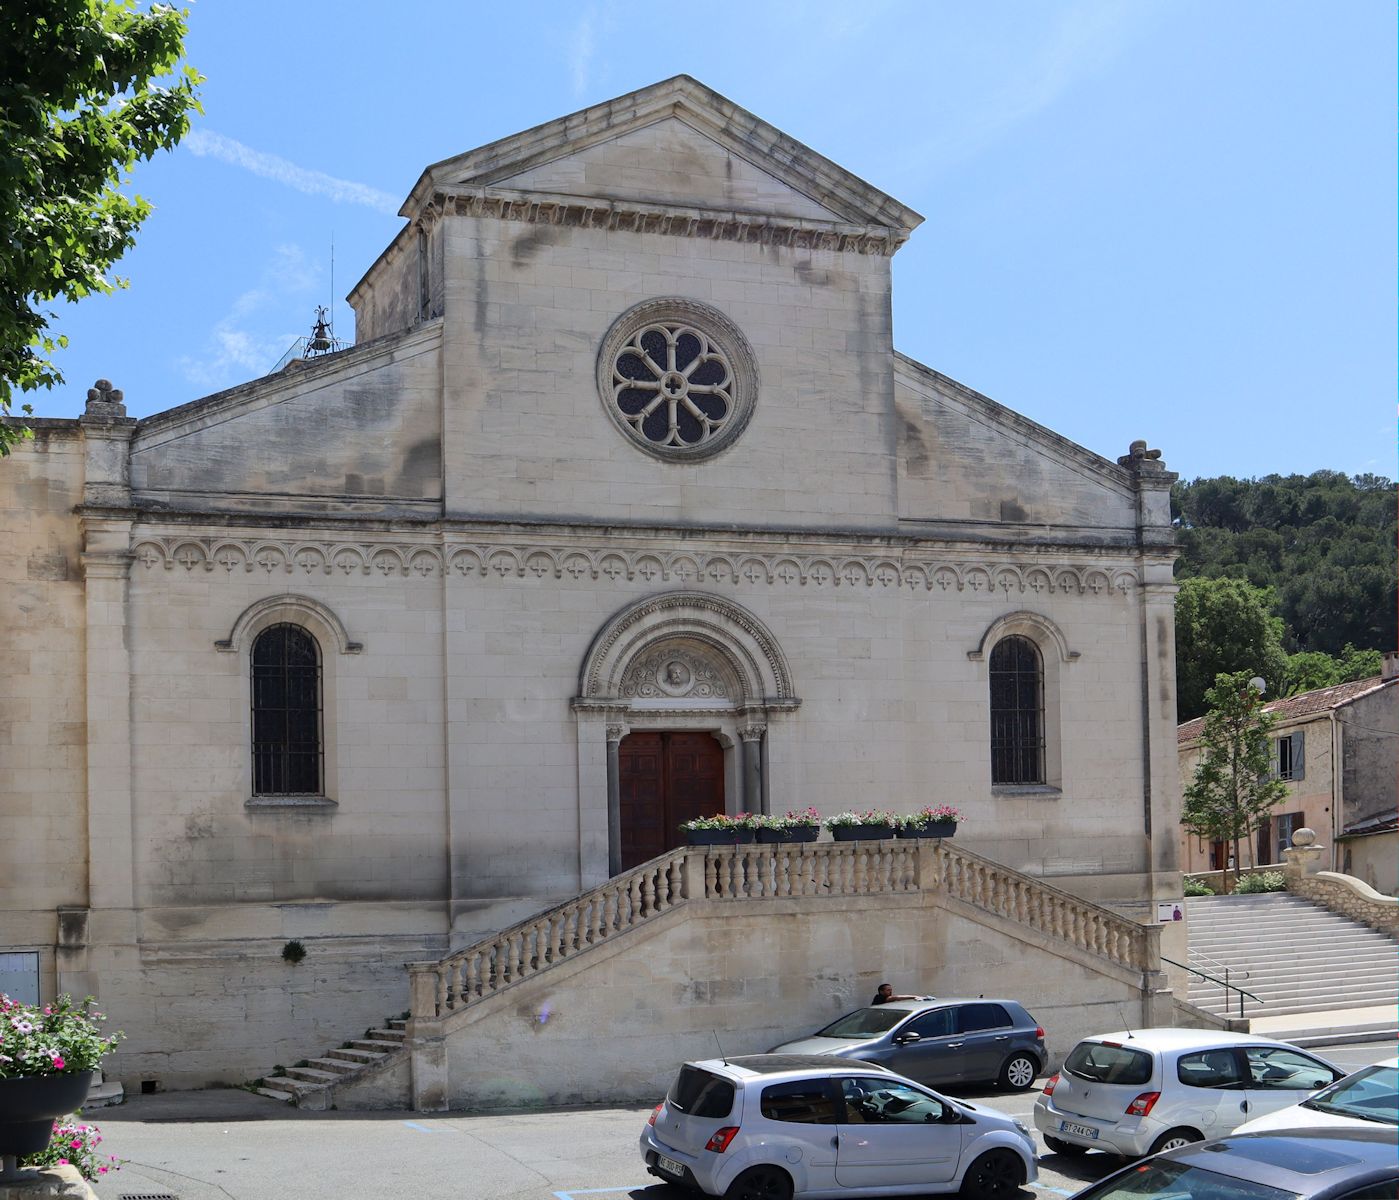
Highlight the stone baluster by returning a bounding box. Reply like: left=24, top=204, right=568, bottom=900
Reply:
left=641, top=869, right=657, bottom=916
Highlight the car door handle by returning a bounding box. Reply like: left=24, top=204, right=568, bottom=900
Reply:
left=947, top=1042, right=963, bottom=1048
left=994, top=1035, right=1010, bottom=1041
left=1239, top=1101, right=1249, bottom=1112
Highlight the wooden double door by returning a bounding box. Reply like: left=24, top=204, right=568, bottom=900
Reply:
left=618, top=731, right=725, bottom=871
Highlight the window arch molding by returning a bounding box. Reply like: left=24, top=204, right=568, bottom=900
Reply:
left=216, top=594, right=352, bottom=808
left=970, top=610, right=1074, bottom=793
left=966, top=610, right=1078, bottom=664
left=215, top=593, right=363, bottom=657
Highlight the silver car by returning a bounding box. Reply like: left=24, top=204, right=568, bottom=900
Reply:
left=770, top=998, right=1046, bottom=1092
left=640, top=1053, right=1037, bottom=1199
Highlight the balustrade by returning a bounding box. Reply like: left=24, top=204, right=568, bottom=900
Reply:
left=409, top=839, right=1154, bottom=1021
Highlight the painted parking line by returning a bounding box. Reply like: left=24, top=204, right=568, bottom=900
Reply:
left=402, top=1119, right=456, bottom=1132
left=552, top=1189, right=653, bottom=1199
left=1030, top=1184, right=1077, bottom=1197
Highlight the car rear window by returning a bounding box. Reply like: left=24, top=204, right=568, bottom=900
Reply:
left=1073, top=1158, right=1300, bottom=1200
left=958, top=1003, right=1012, bottom=1032
left=1064, top=1041, right=1153, bottom=1086
left=668, top=1066, right=735, bottom=1118
left=816, top=1008, right=907, bottom=1039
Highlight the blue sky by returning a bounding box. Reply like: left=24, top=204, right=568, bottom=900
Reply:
left=34, top=1, right=1396, bottom=482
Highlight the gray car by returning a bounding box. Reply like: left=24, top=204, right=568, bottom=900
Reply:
left=770, top=998, right=1046, bottom=1092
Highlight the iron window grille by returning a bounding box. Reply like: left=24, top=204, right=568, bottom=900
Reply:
left=251, top=624, right=323, bottom=796
left=989, top=635, right=1045, bottom=785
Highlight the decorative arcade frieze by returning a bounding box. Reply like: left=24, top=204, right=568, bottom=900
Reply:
left=130, top=535, right=1139, bottom=596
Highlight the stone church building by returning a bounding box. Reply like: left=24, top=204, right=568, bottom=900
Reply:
left=2, top=77, right=1182, bottom=1089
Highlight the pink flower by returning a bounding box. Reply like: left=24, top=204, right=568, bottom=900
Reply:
left=98, top=1166, right=108, bottom=1174
left=51, top=1055, right=65, bottom=1069
left=58, top=1158, right=68, bottom=1166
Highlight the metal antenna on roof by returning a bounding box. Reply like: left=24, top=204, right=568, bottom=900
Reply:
left=1117, top=1005, right=1134, bottom=1040
left=713, top=1030, right=728, bottom=1065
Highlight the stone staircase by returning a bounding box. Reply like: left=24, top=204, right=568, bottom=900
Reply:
left=255, top=1017, right=408, bottom=1106
left=1186, top=893, right=1399, bottom=1022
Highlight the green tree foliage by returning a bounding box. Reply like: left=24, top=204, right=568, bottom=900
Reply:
left=1181, top=671, right=1290, bottom=886
left=1173, top=472, right=1397, bottom=659
left=1283, top=644, right=1384, bottom=695
left=0, top=1, right=201, bottom=453
left=1175, top=577, right=1288, bottom=721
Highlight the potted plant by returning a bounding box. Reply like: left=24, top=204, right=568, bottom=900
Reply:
left=754, top=808, right=822, bottom=844
left=897, top=805, right=962, bottom=838
left=679, top=813, right=758, bottom=845
left=823, top=810, right=898, bottom=842
left=0, top=994, right=122, bottom=1181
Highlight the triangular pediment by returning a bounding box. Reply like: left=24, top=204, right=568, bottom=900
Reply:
left=489, top=116, right=841, bottom=222
left=404, top=75, right=922, bottom=235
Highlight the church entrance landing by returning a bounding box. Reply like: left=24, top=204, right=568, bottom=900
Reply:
left=618, top=731, right=724, bottom=870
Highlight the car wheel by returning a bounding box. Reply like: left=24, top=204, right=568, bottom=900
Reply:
left=998, top=1052, right=1038, bottom=1091
left=1149, top=1127, right=1203, bottom=1155
left=723, top=1165, right=793, bottom=1200
left=959, top=1148, right=1026, bottom=1199
left=1042, top=1134, right=1089, bottom=1157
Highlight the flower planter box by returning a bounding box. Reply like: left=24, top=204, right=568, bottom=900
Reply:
left=897, top=820, right=957, bottom=839
left=685, top=827, right=757, bottom=846
left=830, top=825, right=895, bottom=842
left=0, top=1070, right=95, bottom=1160
left=756, top=825, right=821, bottom=844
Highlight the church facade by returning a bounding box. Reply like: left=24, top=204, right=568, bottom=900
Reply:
left=1, top=77, right=1182, bottom=1087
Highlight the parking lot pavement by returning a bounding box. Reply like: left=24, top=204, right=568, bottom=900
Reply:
left=86, top=1041, right=1394, bottom=1200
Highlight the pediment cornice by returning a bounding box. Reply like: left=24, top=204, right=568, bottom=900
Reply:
left=423, top=184, right=907, bottom=255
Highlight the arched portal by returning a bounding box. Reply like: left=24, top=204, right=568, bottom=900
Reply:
left=572, top=591, right=800, bottom=878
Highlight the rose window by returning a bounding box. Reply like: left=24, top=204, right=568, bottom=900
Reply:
left=598, top=299, right=758, bottom=461
left=612, top=325, right=733, bottom=449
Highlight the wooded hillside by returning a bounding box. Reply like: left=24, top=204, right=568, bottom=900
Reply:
left=1172, top=471, right=1396, bottom=657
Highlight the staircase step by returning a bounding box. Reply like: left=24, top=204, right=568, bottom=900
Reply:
left=327, top=1047, right=388, bottom=1065
left=256, top=1087, right=295, bottom=1103
left=372, top=1026, right=406, bottom=1041
left=350, top=1037, right=403, bottom=1053
left=283, top=1066, right=342, bottom=1085
left=305, top=1056, right=361, bottom=1076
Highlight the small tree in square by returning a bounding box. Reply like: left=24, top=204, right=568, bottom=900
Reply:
left=1181, top=670, right=1290, bottom=892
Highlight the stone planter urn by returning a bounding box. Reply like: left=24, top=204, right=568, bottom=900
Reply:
left=0, top=1070, right=95, bottom=1180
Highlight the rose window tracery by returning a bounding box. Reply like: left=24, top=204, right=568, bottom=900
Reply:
left=597, top=299, right=758, bottom=461
left=612, top=324, right=733, bottom=450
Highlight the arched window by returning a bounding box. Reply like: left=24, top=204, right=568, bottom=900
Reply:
left=989, top=635, right=1044, bottom=785
left=251, top=624, right=322, bottom=795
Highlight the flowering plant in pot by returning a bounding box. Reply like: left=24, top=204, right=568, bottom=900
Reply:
left=754, top=808, right=822, bottom=843
left=0, top=994, right=123, bottom=1180
left=822, top=810, right=898, bottom=841
left=679, top=813, right=759, bottom=845
left=19, top=1118, right=120, bottom=1182
left=897, top=805, right=963, bottom=838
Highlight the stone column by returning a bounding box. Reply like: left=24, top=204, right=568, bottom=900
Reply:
left=77, top=385, right=138, bottom=994
left=606, top=724, right=626, bottom=876
left=738, top=724, right=765, bottom=815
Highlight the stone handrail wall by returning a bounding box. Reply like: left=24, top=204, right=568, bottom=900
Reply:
left=1287, top=870, right=1399, bottom=937
left=409, top=839, right=1158, bottom=1021
left=410, top=849, right=691, bottom=1019
left=1184, top=863, right=1284, bottom=892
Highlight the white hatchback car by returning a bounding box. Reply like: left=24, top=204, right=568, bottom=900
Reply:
left=641, top=1053, right=1037, bottom=1199
left=1235, top=1055, right=1398, bottom=1134
left=1033, top=1029, right=1344, bottom=1159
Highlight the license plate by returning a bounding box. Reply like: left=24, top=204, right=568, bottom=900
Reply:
left=1060, top=1120, right=1098, bottom=1139
left=655, top=1154, right=686, bottom=1179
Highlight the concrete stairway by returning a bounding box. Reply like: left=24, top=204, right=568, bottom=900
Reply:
left=1186, top=893, right=1398, bottom=1023
left=255, top=1017, right=407, bottom=1105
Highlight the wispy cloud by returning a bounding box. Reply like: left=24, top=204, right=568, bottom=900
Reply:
left=184, top=129, right=400, bottom=215
left=176, top=244, right=322, bottom=390
left=569, top=4, right=599, bottom=98
left=898, top=2, right=1163, bottom=177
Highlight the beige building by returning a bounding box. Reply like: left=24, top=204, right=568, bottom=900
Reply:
left=1, top=76, right=1183, bottom=1089
left=1177, top=662, right=1399, bottom=886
